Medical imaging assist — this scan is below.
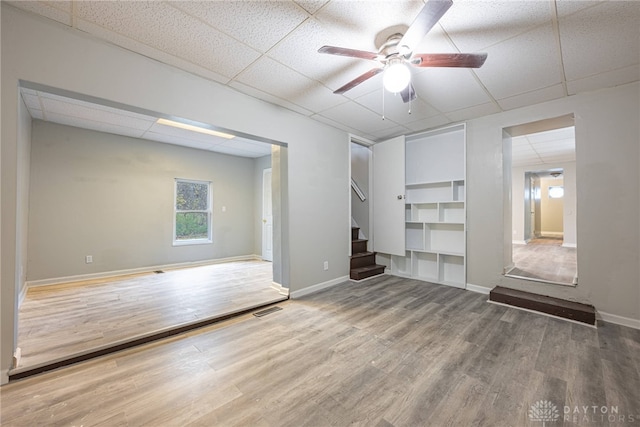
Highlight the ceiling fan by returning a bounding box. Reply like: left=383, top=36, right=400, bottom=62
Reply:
left=318, top=0, right=487, bottom=103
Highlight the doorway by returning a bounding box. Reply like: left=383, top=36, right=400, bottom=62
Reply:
left=262, top=168, right=273, bottom=262
left=504, top=116, right=577, bottom=286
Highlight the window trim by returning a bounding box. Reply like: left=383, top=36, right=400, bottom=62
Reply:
left=173, top=178, right=213, bottom=246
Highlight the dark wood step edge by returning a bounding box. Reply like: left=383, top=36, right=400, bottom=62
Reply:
left=489, top=286, right=596, bottom=325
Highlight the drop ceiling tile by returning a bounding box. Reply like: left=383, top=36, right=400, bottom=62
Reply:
left=75, top=1, right=261, bottom=79
left=46, top=112, right=147, bottom=139
left=142, top=132, right=212, bottom=150
left=527, top=127, right=574, bottom=143
left=20, top=93, right=42, bottom=111
left=567, top=65, right=640, bottom=96
left=556, top=1, right=602, bottom=18
left=441, top=0, right=550, bottom=52
left=7, top=1, right=72, bottom=26
left=310, top=114, right=376, bottom=138
left=560, top=1, right=640, bottom=81
left=234, top=57, right=345, bottom=113
left=375, top=125, right=412, bottom=141
left=40, top=96, right=155, bottom=132
left=317, top=101, right=400, bottom=135
left=355, top=89, right=440, bottom=125
left=29, top=109, right=45, bottom=120
left=145, top=122, right=231, bottom=145
left=75, top=19, right=231, bottom=85
left=411, top=67, right=491, bottom=113
left=445, top=102, right=501, bottom=122
left=497, top=84, right=566, bottom=111
left=267, top=18, right=379, bottom=92
left=314, top=1, right=424, bottom=51
left=169, top=1, right=308, bottom=53
left=294, top=0, right=329, bottom=15
left=404, top=114, right=452, bottom=133
left=475, top=23, right=563, bottom=100
left=214, top=141, right=267, bottom=158
left=228, top=81, right=313, bottom=117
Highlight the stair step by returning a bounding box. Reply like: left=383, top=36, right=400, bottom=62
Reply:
left=489, top=286, right=596, bottom=325
left=350, top=265, right=385, bottom=281
left=351, top=227, right=359, bottom=241
left=350, top=251, right=376, bottom=269
left=351, top=239, right=367, bottom=254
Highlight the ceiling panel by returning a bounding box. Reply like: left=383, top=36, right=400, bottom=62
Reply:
left=7, top=0, right=640, bottom=142
left=560, top=1, right=640, bottom=81
left=355, top=89, right=440, bottom=125
left=169, top=1, right=309, bottom=53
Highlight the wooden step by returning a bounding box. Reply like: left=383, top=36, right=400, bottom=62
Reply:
left=350, top=265, right=386, bottom=281
left=350, top=251, right=376, bottom=269
left=352, top=239, right=367, bottom=254
left=489, top=286, right=596, bottom=325
left=351, top=227, right=359, bottom=241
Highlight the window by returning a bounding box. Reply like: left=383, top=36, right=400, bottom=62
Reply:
left=174, top=179, right=212, bottom=245
left=548, top=186, right=564, bottom=199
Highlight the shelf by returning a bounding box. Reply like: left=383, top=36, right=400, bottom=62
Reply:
left=453, top=180, right=465, bottom=201
left=391, top=252, right=412, bottom=276
left=414, top=203, right=437, bottom=222
left=439, top=202, right=465, bottom=223
left=424, top=223, right=464, bottom=254
left=413, top=252, right=438, bottom=282
left=406, top=223, right=424, bottom=251
left=439, top=254, right=465, bottom=287
left=406, top=181, right=452, bottom=204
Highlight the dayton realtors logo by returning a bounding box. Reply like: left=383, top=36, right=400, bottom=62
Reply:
left=530, top=401, right=638, bottom=425
left=529, top=400, right=560, bottom=426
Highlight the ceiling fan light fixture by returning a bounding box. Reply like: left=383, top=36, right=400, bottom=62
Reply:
left=383, top=61, right=411, bottom=93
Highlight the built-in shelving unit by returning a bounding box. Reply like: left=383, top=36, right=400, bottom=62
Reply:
left=391, top=124, right=466, bottom=288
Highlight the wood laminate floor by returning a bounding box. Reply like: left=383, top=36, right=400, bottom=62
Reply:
left=16, top=260, right=283, bottom=371
left=509, top=237, right=577, bottom=285
left=3, top=275, right=639, bottom=426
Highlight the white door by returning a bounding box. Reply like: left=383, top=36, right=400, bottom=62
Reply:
left=373, top=135, right=406, bottom=256
left=262, top=168, right=273, bottom=262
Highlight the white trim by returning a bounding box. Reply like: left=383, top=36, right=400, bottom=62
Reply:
left=290, top=275, right=349, bottom=299
left=598, top=311, right=640, bottom=330
left=349, top=272, right=388, bottom=283
left=540, top=231, right=563, bottom=237
left=26, top=255, right=261, bottom=288
left=488, top=300, right=597, bottom=328
left=512, top=240, right=527, bottom=245
left=466, top=283, right=492, bottom=294
left=562, top=242, right=577, bottom=248
left=271, top=281, right=289, bottom=297
left=503, top=263, right=515, bottom=274
left=18, top=285, right=28, bottom=308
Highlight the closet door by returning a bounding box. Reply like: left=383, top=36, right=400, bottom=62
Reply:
left=372, top=135, right=405, bottom=256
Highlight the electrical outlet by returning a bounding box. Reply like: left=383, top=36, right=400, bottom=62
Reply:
left=323, top=261, right=329, bottom=271
left=85, top=255, right=93, bottom=264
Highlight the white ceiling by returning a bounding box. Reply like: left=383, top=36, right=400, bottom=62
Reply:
left=9, top=0, right=640, bottom=143
left=511, top=126, right=575, bottom=168
left=19, top=88, right=273, bottom=158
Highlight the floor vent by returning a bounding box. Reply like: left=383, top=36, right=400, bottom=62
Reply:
left=253, top=306, right=283, bottom=317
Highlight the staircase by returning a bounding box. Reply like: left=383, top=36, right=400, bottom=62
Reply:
left=350, top=227, right=385, bottom=281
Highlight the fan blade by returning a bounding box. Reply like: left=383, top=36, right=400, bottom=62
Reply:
left=399, top=0, right=453, bottom=54
left=334, top=68, right=383, bottom=94
left=318, top=45, right=380, bottom=61
left=400, top=83, right=417, bottom=103
left=412, top=53, right=488, bottom=68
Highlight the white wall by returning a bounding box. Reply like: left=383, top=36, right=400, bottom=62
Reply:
left=350, top=143, right=370, bottom=240
left=17, top=96, right=31, bottom=304
left=467, top=82, right=639, bottom=324
left=1, top=5, right=349, bottom=384
left=512, top=162, right=576, bottom=246
left=27, top=121, right=258, bottom=281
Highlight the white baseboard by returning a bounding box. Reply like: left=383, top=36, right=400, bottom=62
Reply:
left=26, top=255, right=261, bottom=288
left=271, top=282, right=289, bottom=297
left=541, top=232, right=563, bottom=237
left=466, top=283, right=492, bottom=294
left=1, top=368, right=9, bottom=386
left=512, top=240, right=527, bottom=245
left=562, top=243, right=577, bottom=248
left=290, top=275, right=349, bottom=299
left=598, top=311, right=640, bottom=330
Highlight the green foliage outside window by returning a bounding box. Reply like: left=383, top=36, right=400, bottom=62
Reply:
left=175, top=180, right=211, bottom=241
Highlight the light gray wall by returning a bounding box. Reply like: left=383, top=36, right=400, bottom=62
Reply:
left=27, top=121, right=256, bottom=281
left=1, top=4, right=349, bottom=383
left=467, top=82, right=639, bottom=322
left=350, top=143, right=370, bottom=239
left=512, top=162, right=576, bottom=246
left=253, top=154, right=272, bottom=257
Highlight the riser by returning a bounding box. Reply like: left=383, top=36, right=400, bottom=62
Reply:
left=351, top=227, right=359, bottom=241
left=350, top=266, right=385, bottom=281
left=350, top=253, right=376, bottom=269
left=352, top=240, right=367, bottom=254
